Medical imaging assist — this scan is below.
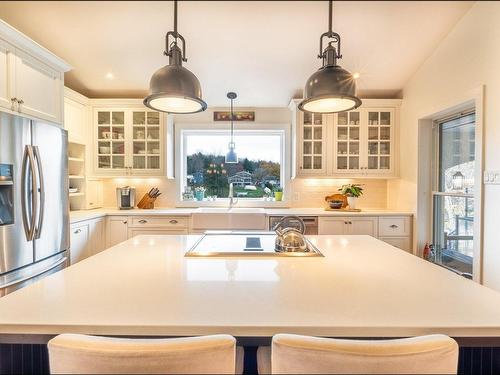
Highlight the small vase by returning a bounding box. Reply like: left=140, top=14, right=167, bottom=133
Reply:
left=347, top=196, right=357, bottom=209
left=274, top=191, right=283, bottom=201
left=195, top=191, right=205, bottom=201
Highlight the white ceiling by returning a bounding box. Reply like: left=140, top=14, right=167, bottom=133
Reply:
left=0, top=1, right=473, bottom=106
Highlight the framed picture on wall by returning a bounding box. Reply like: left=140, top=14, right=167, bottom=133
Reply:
left=213, top=111, right=255, bottom=122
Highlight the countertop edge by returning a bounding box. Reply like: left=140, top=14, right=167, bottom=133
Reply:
left=70, top=208, right=414, bottom=224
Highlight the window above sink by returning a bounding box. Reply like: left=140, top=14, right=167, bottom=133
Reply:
left=175, top=125, right=290, bottom=208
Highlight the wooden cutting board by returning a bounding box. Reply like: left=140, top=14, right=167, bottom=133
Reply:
left=324, top=207, right=362, bottom=212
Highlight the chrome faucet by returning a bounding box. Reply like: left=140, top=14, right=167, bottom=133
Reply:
left=228, top=182, right=238, bottom=208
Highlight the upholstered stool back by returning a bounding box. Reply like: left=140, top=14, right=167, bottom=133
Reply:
left=48, top=333, right=239, bottom=374
left=260, top=333, right=458, bottom=374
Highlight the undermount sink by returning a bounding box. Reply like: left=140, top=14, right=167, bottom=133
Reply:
left=192, top=207, right=266, bottom=230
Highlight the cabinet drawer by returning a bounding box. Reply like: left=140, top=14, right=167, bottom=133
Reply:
left=129, top=216, right=188, bottom=228
left=379, top=237, right=412, bottom=252
left=378, top=216, right=411, bottom=237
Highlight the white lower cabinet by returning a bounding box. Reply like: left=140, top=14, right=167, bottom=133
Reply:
left=349, top=217, right=378, bottom=236
left=319, top=217, right=377, bottom=236
left=106, top=216, right=129, bottom=248
left=318, top=215, right=412, bottom=252
left=318, top=217, right=348, bottom=235
left=377, top=216, right=413, bottom=252
left=88, top=217, right=106, bottom=256
left=127, top=216, right=189, bottom=239
left=70, top=217, right=106, bottom=265
left=70, top=222, right=90, bottom=265
left=105, top=215, right=190, bottom=246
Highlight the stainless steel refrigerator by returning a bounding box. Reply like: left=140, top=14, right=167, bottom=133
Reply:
left=0, top=112, right=69, bottom=296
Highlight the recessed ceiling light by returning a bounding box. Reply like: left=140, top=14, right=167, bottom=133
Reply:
left=352, top=72, right=361, bottom=79
left=105, top=72, right=114, bottom=79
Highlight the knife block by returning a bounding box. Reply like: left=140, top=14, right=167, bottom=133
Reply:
left=137, top=193, right=157, bottom=209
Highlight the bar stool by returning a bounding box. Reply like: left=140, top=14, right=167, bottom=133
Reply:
left=48, top=333, right=244, bottom=374
left=257, top=333, right=458, bottom=374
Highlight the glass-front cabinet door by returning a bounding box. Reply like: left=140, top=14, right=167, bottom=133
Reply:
left=298, top=112, right=327, bottom=175
left=95, top=108, right=163, bottom=175
left=132, top=111, right=161, bottom=171
left=97, top=110, right=125, bottom=170
left=366, top=109, right=393, bottom=174
left=334, top=110, right=361, bottom=173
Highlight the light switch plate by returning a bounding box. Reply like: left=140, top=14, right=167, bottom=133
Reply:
left=484, top=170, right=500, bottom=184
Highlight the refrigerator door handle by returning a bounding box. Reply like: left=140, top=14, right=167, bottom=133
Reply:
left=21, top=145, right=37, bottom=241
left=0, top=257, right=67, bottom=290
left=32, top=146, right=45, bottom=239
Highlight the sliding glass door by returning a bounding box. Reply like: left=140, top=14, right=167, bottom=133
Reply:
left=432, top=112, right=475, bottom=278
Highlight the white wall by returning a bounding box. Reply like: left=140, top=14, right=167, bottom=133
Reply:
left=388, top=2, right=500, bottom=289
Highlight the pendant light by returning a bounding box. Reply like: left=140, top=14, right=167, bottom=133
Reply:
left=144, top=0, right=207, bottom=114
left=225, top=92, right=238, bottom=164
left=299, top=0, right=361, bottom=113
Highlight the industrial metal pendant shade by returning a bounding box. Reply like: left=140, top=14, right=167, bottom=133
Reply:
left=144, top=0, right=207, bottom=114
left=225, top=92, right=238, bottom=164
left=299, top=0, right=361, bottom=113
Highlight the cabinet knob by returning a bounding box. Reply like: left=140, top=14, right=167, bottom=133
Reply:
left=139, top=219, right=148, bottom=224
left=89, top=202, right=94, bottom=205
left=169, top=219, right=178, bottom=224
left=10, top=97, right=17, bottom=110
left=73, top=229, right=82, bottom=234
left=17, top=99, right=24, bottom=105
left=390, top=224, right=399, bottom=228
left=122, top=220, right=127, bottom=224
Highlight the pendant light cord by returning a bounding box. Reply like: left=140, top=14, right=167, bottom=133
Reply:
left=230, top=97, right=234, bottom=143
left=173, top=0, right=178, bottom=40
left=328, top=0, right=332, bottom=33
left=318, top=0, right=341, bottom=60
left=165, top=0, right=187, bottom=62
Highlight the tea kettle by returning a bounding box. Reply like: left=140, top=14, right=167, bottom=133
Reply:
left=273, top=215, right=308, bottom=253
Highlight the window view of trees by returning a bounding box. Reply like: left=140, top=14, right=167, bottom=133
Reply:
left=183, top=132, right=282, bottom=199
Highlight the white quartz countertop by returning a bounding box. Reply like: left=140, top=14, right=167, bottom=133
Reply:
left=1, top=235, right=500, bottom=340
left=70, top=207, right=413, bottom=223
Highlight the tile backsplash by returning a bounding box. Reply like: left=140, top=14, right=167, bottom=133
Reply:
left=289, top=178, right=387, bottom=208
left=101, top=177, right=387, bottom=209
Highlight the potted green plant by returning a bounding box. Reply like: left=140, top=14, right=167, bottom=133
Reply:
left=194, top=186, right=206, bottom=201
left=338, top=184, right=363, bottom=209
left=274, top=186, right=283, bottom=201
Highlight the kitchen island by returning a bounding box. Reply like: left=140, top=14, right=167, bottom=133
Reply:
left=1, top=234, right=500, bottom=342
left=1, top=234, right=500, bottom=374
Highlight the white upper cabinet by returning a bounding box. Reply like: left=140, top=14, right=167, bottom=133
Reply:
left=92, top=101, right=165, bottom=176
left=14, top=49, right=63, bottom=124
left=291, top=99, right=401, bottom=178
left=64, top=88, right=88, bottom=144
left=298, top=111, right=329, bottom=175
left=0, top=39, right=15, bottom=111
left=334, top=109, right=362, bottom=173
left=0, top=20, right=70, bottom=124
